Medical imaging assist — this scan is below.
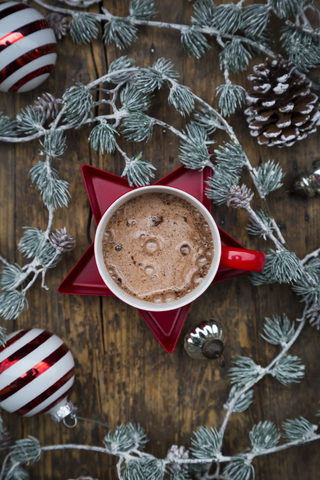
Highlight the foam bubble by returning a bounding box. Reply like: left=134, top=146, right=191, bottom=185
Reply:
left=197, top=255, right=208, bottom=267
left=192, top=209, right=201, bottom=218
left=116, top=208, right=124, bottom=215
left=108, top=267, right=115, bottom=274
left=180, top=244, right=190, bottom=256
left=191, top=272, right=203, bottom=285
left=144, top=265, right=155, bottom=276
left=164, top=292, right=176, bottom=303
left=104, top=230, right=113, bottom=241
left=145, top=239, right=159, bottom=254
left=202, top=223, right=210, bottom=234
left=153, top=294, right=163, bottom=303
left=151, top=275, right=157, bottom=281
left=204, top=248, right=213, bottom=260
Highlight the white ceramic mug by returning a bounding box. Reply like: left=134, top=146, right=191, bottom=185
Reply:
left=94, top=185, right=265, bottom=312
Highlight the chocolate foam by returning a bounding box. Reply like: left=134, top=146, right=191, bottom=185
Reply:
left=102, top=192, right=214, bottom=303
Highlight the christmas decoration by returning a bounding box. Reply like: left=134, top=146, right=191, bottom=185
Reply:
left=32, top=0, right=320, bottom=118
left=46, top=13, right=68, bottom=41
left=184, top=319, right=227, bottom=366
left=0, top=37, right=320, bottom=480
left=245, top=56, right=320, bottom=148
left=34, top=92, right=62, bottom=119
left=292, top=159, right=320, bottom=197
left=0, top=1, right=57, bottom=93
left=0, top=328, right=75, bottom=421
left=49, top=227, right=76, bottom=252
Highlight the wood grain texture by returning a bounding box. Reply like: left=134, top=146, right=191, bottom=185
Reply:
left=0, top=1, right=319, bottom=479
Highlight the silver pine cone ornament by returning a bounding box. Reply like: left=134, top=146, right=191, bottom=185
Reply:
left=34, top=93, right=62, bottom=120
left=184, top=319, right=227, bottom=367
left=49, top=227, right=75, bottom=252
left=245, top=56, right=320, bottom=148
left=46, top=13, right=68, bottom=41
left=292, top=159, right=320, bottom=197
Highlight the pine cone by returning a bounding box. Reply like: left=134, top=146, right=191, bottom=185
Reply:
left=49, top=228, right=75, bottom=252
left=34, top=93, right=62, bottom=120
left=245, top=56, right=320, bottom=147
left=46, top=13, right=68, bottom=40
left=166, top=445, right=189, bottom=471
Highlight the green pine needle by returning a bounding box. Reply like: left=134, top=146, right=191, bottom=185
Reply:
left=246, top=209, right=274, bottom=240
left=16, top=107, right=45, bottom=135
left=63, top=84, right=93, bottom=127
left=134, top=58, right=179, bottom=93
left=219, top=40, right=252, bottom=73
left=122, top=153, right=156, bottom=187
left=0, top=112, right=17, bottom=137
left=271, top=354, right=305, bottom=385
left=108, top=56, right=136, bottom=84
left=223, top=458, right=255, bottom=480
left=0, top=264, right=23, bottom=291
left=121, top=113, right=154, bottom=143
left=190, top=426, right=222, bottom=459
left=181, top=28, right=211, bottom=60
left=89, top=121, right=118, bottom=154
left=18, top=228, right=46, bottom=259
left=11, top=436, right=41, bottom=465
left=103, top=18, right=138, bottom=50
left=191, top=0, right=216, bottom=29
left=282, top=416, right=318, bottom=442
left=179, top=122, right=212, bottom=170
left=271, top=0, right=306, bottom=19
left=69, top=12, right=99, bottom=45
left=261, top=314, right=295, bottom=346
left=168, top=83, right=195, bottom=116
left=194, top=107, right=224, bottom=134
left=249, top=421, right=281, bottom=451
left=242, top=4, right=270, bottom=37
left=216, top=81, right=245, bottom=117
left=228, top=356, right=263, bottom=386
left=224, top=386, right=254, bottom=413
left=0, top=291, right=26, bottom=321
left=262, top=249, right=303, bottom=284
left=254, top=160, right=285, bottom=198
left=129, top=0, right=158, bottom=21
left=212, top=3, right=243, bottom=34
left=39, top=131, right=67, bottom=159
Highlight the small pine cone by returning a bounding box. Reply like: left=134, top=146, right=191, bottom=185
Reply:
left=49, top=227, right=75, bottom=252
left=166, top=445, right=189, bottom=471
left=34, top=93, right=61, bottom=120
left=46, top=13, right=68, bottom=40
left=245, top=56, right=320, bottom=148
left=227, top=184, right=254, bottom=209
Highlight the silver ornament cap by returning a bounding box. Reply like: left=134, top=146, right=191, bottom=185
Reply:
left=184, top=319, right=227, bottom=366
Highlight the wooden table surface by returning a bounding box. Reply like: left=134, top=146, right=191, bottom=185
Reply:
left=0, top=1, right=320, bottom=479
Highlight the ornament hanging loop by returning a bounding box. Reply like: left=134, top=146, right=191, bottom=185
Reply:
left=63, top=414, right=78, bottom=429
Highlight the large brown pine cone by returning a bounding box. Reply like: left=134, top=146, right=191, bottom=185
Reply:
left=245, top=56, right=320, bottom=147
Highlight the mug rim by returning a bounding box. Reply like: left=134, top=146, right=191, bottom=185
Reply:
left=94, top=186, right=221, bottom=312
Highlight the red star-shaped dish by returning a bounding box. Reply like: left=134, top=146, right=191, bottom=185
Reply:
left=58, top=165, right=248, bottom=353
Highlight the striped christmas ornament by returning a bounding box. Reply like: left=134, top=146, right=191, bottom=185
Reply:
left=0, top=1, right=57, bottom=93
left=0, top=328, right=75, bottom=421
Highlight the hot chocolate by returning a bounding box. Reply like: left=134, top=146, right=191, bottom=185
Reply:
left=102, top=192, right=214, bottom=303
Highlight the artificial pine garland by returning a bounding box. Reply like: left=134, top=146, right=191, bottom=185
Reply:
left=0, top=1, right=320, bottom=480
left=0, top=53, right=320, bottom=480
left=30, top=0, right=320, bottom=117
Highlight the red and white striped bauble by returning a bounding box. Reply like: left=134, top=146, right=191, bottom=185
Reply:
left=0, top=328, right=75, bottom=420
left=0, top=1, right=57, bottom=93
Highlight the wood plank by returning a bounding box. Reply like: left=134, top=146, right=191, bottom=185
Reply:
left=0, top=1, right=319, bottom=479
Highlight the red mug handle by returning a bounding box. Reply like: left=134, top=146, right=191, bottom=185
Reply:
left=220, top=246, right=266, bottom=272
